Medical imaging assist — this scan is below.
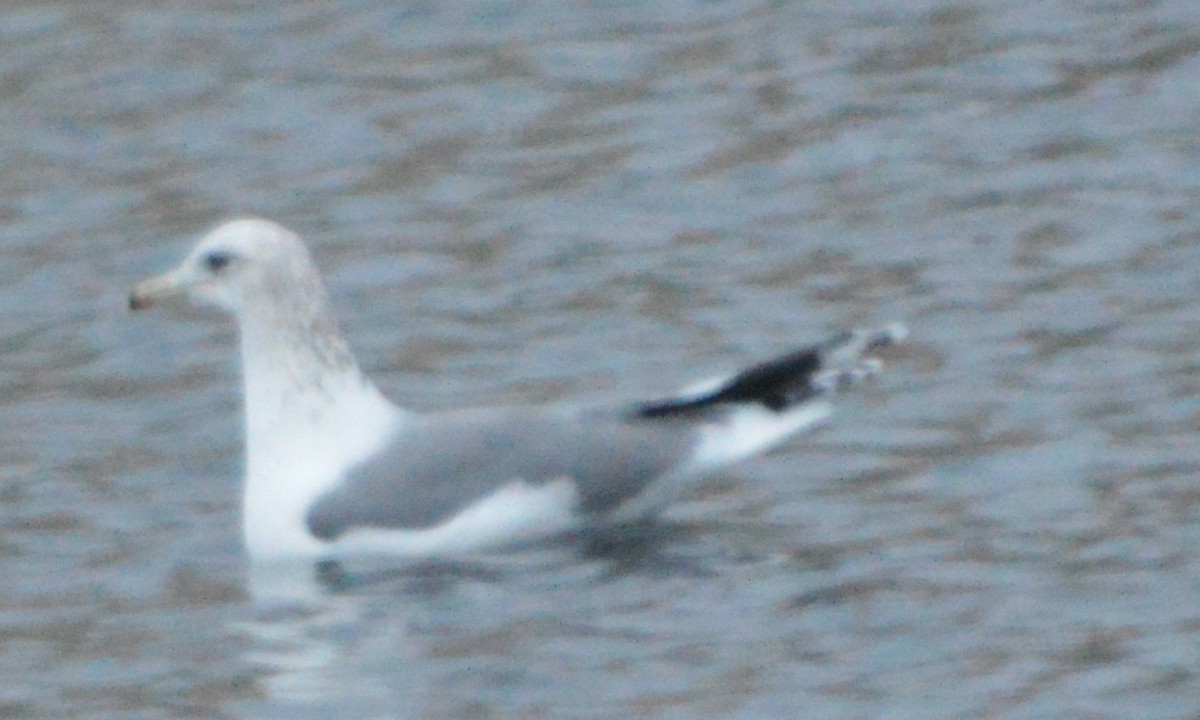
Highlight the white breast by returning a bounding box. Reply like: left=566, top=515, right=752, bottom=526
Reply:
left=241, top=367, right=402, bottom=560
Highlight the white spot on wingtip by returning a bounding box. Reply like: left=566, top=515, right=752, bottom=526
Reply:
left=880, top=322, right=908, bottom=343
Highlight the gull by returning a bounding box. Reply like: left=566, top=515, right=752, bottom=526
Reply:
left=130, top=218, right=904, bottom=561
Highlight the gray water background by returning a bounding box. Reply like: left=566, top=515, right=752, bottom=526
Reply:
left=3, top=0, right=1200, bottom=717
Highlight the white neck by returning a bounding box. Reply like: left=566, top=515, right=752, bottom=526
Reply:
left=237, top=301, right=403, bottom=559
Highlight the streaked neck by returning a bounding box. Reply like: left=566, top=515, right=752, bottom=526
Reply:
left=236, top=302, right=404, bottom=559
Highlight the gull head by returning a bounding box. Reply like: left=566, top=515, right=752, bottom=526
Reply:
left=129, top=218, right=320, bottom=316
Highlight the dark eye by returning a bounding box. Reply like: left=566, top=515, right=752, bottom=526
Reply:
left=204, top=251, right=235, bottom=273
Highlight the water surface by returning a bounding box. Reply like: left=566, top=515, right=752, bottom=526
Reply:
left=2, top=0, right=1199, bottom=717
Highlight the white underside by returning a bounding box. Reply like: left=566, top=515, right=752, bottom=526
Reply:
left=244, top=366, right=832, bottom=561
left=689, top=400, right=831, bottom=470
left=609, top=400, right=832, bottom=523
left=327, top=478, right=581, bottom=558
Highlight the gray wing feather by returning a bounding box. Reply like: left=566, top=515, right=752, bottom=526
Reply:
left=305, top=406, right=697, bottom=540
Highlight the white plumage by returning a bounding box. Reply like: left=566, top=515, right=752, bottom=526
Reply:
left=131, top=219, right=904, bottom=561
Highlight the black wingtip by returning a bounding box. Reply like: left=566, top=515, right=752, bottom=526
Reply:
left=636, top=323, right=906, bottom=419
